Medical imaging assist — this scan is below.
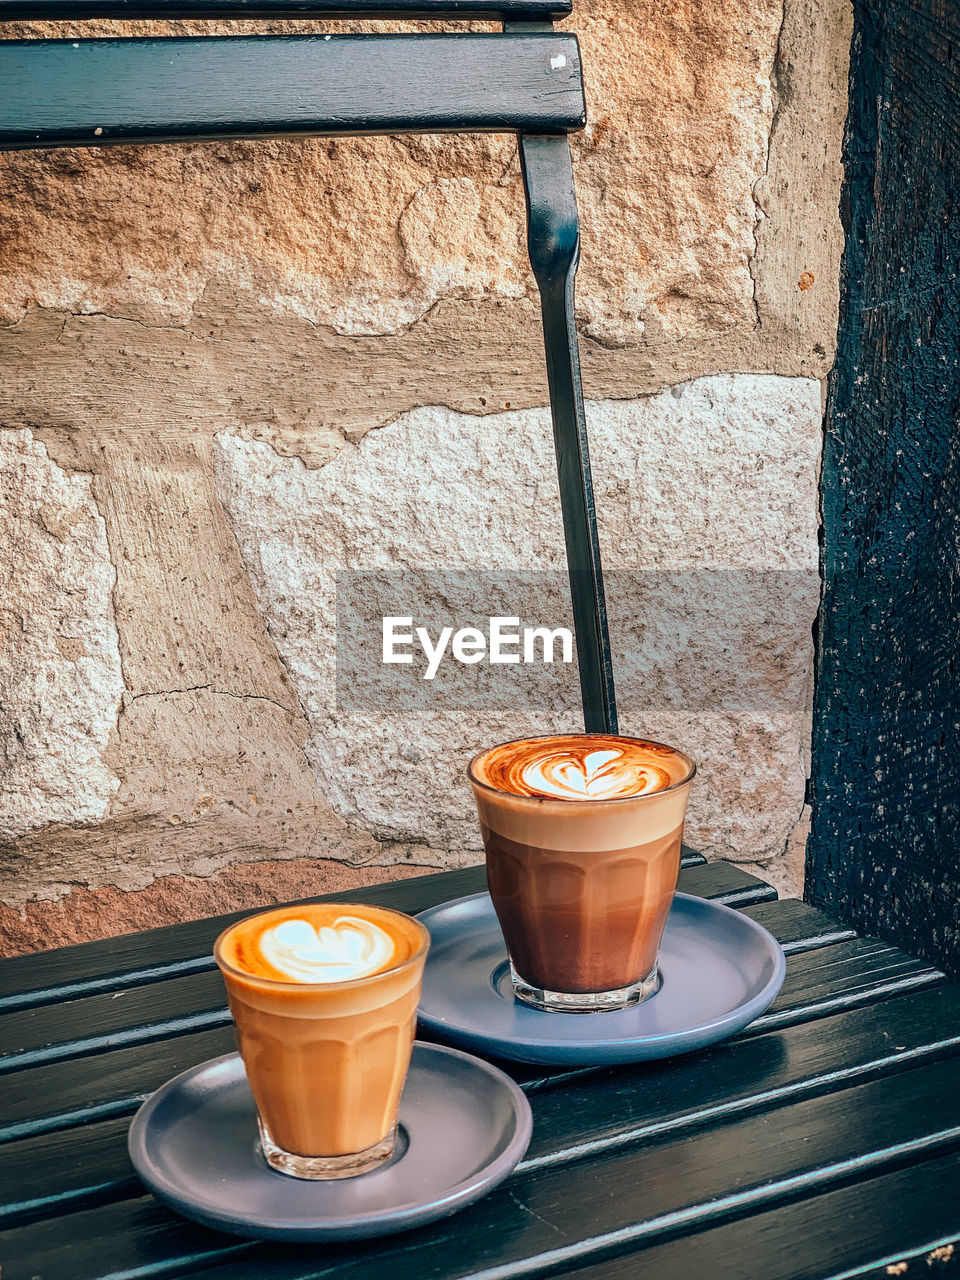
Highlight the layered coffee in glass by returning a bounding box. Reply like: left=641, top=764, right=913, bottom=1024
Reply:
left=469, top=734, right=696, bottom=1013
left=215, top=902, right=429, bottom=1179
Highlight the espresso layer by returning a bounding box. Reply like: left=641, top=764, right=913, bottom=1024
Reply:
left=485, top=824, right=683, bottom=994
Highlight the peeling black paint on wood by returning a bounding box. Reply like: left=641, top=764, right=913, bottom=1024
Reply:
left=808, top=0, right=960, bottom=974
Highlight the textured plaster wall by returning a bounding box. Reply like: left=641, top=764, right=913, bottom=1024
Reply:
left=0, top=0, right=852, bottom=950
left=1, top=5, right=779, bottom=345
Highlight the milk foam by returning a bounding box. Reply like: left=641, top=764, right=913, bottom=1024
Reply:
left=474, top=736, right=679, bottom=802
left=521, top=748, right=666, bottom=799
left=469, top=735, right=696, bottom=849
left=259, top=915, right=396, bottom=983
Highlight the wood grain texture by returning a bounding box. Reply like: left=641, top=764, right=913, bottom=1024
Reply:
left=739, top=897, right=857, bottom=953
left=4, top=1053, right=960, bottom=1279
left=808, top=0, right=960, bottom=975
left=3, top=982, right=960, bottom=1232
left=545, top=1152, right=960, bottom=1280
left=0, top=32, right=585, bottom=150
left=0, top=911, right=942, bottom=1145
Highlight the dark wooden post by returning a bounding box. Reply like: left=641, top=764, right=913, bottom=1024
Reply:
left=807, top=0, right=960, bottom=972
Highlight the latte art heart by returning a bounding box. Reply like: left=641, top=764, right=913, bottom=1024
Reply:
left=259, top=915, right=396, bottom=983
left=472, top=734, right=687, bottom=801
left=522, top=748, right=668, bottom=799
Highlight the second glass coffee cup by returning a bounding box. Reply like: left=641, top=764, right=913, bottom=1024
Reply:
left=215, top=902, right=429, bottom=1180
left=469, top=733, right=696, bottom=1013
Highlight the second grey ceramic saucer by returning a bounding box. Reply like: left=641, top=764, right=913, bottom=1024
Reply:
left=128, top=1041, right=532, bottom=1241
left=416, top=892, right=786, bottom=1066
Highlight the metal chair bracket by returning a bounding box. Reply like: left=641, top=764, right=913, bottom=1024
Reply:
left=518, top=131, right=619, bottom=734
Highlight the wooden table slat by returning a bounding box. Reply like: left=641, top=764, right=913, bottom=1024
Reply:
left=513, top=980, right=960, bottom=1167
left=4, top=981, right=960, bottom=1234
left=532, top=1150, right=960, bottom=1280
left=744, top=935, right=943, bottom=1034
left=0, top=925, right=943, bottom=1146
left=4, top=1053, right=960, bottom=1280
left=0, top=865, right=486, bottom=1012
left=739, top=896, right=857, bottom=952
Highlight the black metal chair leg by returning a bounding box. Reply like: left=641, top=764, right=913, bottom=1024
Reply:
left=519, top=132, right=618, bottom=734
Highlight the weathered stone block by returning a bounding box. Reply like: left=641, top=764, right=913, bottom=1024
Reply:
left=0, top=0, right=854, bottom=930
left=0, top=429, right=124, bottom=839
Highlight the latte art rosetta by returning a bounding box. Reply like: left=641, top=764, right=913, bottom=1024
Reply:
left=259, top=915, right=396, bottom=983
left=472, top=734, right=689, bottom=801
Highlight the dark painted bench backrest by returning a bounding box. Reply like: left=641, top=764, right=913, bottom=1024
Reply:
left=0, top=0, right=583, bottom=150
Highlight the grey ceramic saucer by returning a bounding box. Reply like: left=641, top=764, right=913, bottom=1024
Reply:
left=128, top=1041, right=532, bottom=1241
left=416, top=892, right=786, bottom=1066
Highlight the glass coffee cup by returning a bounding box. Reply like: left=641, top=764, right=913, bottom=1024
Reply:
left=469, top=733, right=696, bottom=1013
left=215, top=902, right=429, bottom=1179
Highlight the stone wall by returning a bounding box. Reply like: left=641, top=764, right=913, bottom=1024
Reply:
left=0, top=0, right=851, bottom=952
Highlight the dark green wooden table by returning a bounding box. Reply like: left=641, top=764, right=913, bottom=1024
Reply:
left=2, top=855, right=959, bottom=1279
